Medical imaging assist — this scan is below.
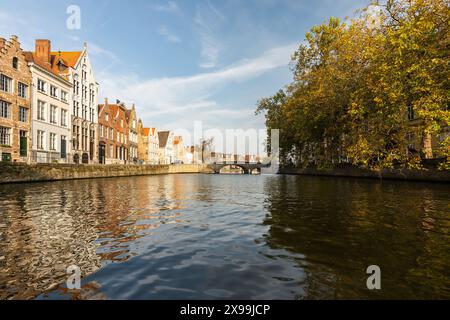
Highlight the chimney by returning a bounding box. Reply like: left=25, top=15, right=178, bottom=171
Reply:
left=104, top=98, right=109, bottom=106
left=35, top=39, right=51, bottom=65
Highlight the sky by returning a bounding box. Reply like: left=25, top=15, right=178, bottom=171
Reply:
left=0, top=0, right=370, bottom=152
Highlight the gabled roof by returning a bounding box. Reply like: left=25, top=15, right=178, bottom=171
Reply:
left=23, top=51, right=71, bottom=82
left=125, top=109, right=132, bottom=122
left=51, top=51, right=82, bottom=69
left=142, top=128, right=150, bottom=137
left=158, top=131, right=170, bottom=148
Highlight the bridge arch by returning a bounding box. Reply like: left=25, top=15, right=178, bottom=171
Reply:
left=217, top=164, right=249, bottom=174
left=208, top=162, right=269, bottom=174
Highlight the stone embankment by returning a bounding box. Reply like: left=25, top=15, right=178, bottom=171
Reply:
left=0, top=163, right=214, bottom=184
left=279, top=167, right=450, bottom=183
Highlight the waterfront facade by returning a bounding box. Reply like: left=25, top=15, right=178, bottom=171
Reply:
left=98, top=99, right=129, bottom=164
left=126, top=105, right=138, bottom=164
left=25, top=40, right=72, bottom=163
left=173, top=136, right=185, bottom=163
left=0, top=35, right=32, bottom=163
left=158, top=131, right=174, bottom=164
left=59, top=43, right=98, bottom=164
left=148, top=128, right=159, bottom=165
left=137, top=120, right=148, bottom=164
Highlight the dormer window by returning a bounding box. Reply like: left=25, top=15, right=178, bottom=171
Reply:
left=57, top=60, right=66, bottom=72
left=12, top=57, right=18, bottom=69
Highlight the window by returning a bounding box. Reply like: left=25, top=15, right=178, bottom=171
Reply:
left=73, top=80, right=79, bottom=95
left=19, top=106, right=27, bottom=122
left=82, top=65, right=87, bottom=80
left=61, top=109, right=67, bottom=127
left=12, top=57, right=18, bottom=69
left=61, top=91, right=68, bottom=102
left=73, top=101, right=79, bottom=117
left=105, top=113, right=109, bottom=121
left=37, top=100, right=46, bottom=121
left=37, top=79, right=46, bottom=93
left=49, top=133, right=56, bottom=151
left=50, top=85, right=58, bottom=98
left=37, top=130, right=44, bottom=149
left=407, top=106, right=415, bottom=121
left=0, top=74, right=12, bottom=92
left=18, top=82, right=28, bottom=99
left=0, top=100, right=10, bottom=118
left=50, top=105, right=57, bottom=124
left=99, top=125, right=103, bottom=138
left=0, top=126, right=11, bottom=146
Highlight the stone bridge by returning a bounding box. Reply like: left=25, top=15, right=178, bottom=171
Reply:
left=208, top=162, right=271, bottom=174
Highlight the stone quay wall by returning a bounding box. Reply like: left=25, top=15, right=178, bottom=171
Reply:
left=279, top=167, right=450, bottom=183
left=0, top=163, right=214, bottom=184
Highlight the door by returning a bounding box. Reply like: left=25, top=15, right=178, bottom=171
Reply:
left=99, top=144, right=105, bottom=164
left=20, top=134, right=27, bottom=157
left=61, top=137, right=67, bottom=159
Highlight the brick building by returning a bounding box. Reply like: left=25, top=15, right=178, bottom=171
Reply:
left=0, top=35, right=32, bottom=163
left=125, top=104, right=138, bottom=163
left=98, top=99, right=129, bottom=164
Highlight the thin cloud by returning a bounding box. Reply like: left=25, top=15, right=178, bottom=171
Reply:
left=98, top=42, right=297, bottom=120
left=151, top=1, right=181, bottom=14
left=194, top=1, right=226, bottom=69
left=158, top=26, right=182, bottom=43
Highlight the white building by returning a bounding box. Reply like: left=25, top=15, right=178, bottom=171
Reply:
left=58, top=43, right=99, bottom=164
left=158, top=131, right=174, bottom=164
left=25, top=40, right=72, bottom=163
left=173, top=136, right=186, bottom=163
left=148, top=128, right=159, bottom=164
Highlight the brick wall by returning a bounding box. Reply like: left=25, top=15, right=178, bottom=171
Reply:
left=0, top=35, right=32, bottom=162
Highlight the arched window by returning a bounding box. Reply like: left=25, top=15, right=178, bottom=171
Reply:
left=12, top=57, right=18, bottom=69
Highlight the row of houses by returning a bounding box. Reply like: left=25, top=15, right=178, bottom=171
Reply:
left=0, top=35, right=189, bottom=165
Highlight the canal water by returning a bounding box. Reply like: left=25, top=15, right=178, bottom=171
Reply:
left=0, top=174, right=448, bottom=299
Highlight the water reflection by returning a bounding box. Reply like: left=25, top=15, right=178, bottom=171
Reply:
left=0, top=174, right=449, bottom=300
left=0, top=175, right=197, bottom=299
left=263, top=176, right=450, bottom=299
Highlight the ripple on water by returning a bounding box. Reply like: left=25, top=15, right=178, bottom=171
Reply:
left=0, top=175, right=449, bottom=300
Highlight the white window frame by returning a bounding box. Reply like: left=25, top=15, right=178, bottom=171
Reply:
left=49, top=133, right=57, bottom=151
left=0, top=126, right=11, bottom=146
left=37, top=100, right=46, bottom=121
left=19, top=106, right=27, bottom=122
left=0, top=100, right=10, bottom=119
left=61, top=109, right=67, bottom=127
left=0, top=74, right=12, bottom=93
left=37, top=130, right=45, bottom=149
left=18, top=82, right=28, bottom=99
left=37, top=79, right=46, bottom=93
left=50, top=105, right=58, bottom=124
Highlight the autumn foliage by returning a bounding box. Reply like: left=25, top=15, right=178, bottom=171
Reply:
left=256, top=0, right=450, bottom=169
